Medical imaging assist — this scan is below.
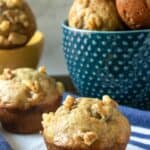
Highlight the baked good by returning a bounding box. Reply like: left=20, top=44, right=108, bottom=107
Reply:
left=116, top=0, right=150, bottom=29
left=42, top=95, right=131, bottom=150
left=0, top=66, right=64, bottom=134
left=0, top=0, right=36, bottom=49
left=69, top=0, right=124, bottom=31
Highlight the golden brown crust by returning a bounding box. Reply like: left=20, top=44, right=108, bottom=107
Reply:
left=0, top=67, right=63, bottom=109
left=42, top=95, right=131, bottom=150
left=116, top=0, right=150, bottom=29
left=0, top=96, right=61, bottom=134
left=0, top=67, right=64, bottom=133
left=69, top=0, right=124, bottom=30
left=0, top=0, right=36, bottom=48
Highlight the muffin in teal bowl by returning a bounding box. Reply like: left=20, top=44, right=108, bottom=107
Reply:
left=62, top=21, right=150, bottom=110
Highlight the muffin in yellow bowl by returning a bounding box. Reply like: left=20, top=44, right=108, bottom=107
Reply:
left=0, top=0, right=44, bottom=72
left=0, top=31, right=44, bottom=73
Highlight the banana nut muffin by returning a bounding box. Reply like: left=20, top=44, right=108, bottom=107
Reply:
left=42, top=95, right=131, bottom=150
left=0, top=66, right=64, bottom=134
left=116, top=0, right=150, bottom=29
left=69, top=0, right=124, bottom=30
left=0, top=0, right=36, bottom=49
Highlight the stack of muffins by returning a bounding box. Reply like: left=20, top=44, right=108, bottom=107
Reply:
left=69, top=0, right=150, bottom=30
left=0, top=0, right=133, bottom=150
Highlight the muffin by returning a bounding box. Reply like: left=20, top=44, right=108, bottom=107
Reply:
left=69, top=0, right=124, bottom=30
left=42, top=95, right=131, bottom=150
left=0, top=0, right=36, bottom=49
left=0, top=66, right=64, bottom=134
left=116, top=0, right=150, bottom=29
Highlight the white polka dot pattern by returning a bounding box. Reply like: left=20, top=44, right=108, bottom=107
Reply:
left=62, top=27, right=150, bottom=110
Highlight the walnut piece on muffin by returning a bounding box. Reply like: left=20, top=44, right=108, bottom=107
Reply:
left=0, top=66, right=64, bottom=134
left=42, top=95, right=131, bottom=150
left=69, top=0, right=124, bottom=31
left=116, top=0, right=150, bottom=29
left=0, top=0, right=36, bottom=49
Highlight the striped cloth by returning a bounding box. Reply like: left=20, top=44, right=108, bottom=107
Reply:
left=127, top=126, right=150, bottom=150
left=63, top=93, right=150, bottom=150
left=119, top=106, right=150, bottom=150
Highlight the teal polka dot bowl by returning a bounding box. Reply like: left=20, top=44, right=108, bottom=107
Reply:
left=62, top=21, right=150, bottom=110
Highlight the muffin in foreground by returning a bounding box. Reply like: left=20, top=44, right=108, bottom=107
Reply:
left=42, top=95, right=131, bottom=150
left=0, top=0, right=36, bottom=49
left=0, top=66, right=64, bottom=134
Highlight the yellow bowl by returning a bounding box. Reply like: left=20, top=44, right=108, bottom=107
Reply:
left=0, top=31, right=44, bottom=73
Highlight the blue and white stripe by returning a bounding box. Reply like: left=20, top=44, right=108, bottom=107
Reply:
left=128, top=126, right=150, bottom=150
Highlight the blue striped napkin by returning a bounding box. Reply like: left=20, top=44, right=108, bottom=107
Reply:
left=0, top=135, right=12, bottom=150
left=63, top=93, right=150, bottom=150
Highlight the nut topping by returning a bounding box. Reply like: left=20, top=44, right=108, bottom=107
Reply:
left=38, top=66, right=46, bottom=73
left=22, top=80, right=40, bottom=93
left=8, top=32, right=27, bottom=45
left=83, top=131, right=97, bottom=146
left=0, top=20, right=10, bottom=32
left=3, top=68, right=14, bottom=79
left=102, top=95, right=118, bottom=108
left=63, top=95, right=75, bottom=109
left=6, top=0, right=22, bottom=8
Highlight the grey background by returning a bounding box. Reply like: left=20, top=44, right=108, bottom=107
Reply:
left=27, top=0, right=73, bottom=75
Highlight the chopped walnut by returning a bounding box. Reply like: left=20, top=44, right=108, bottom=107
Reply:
left=83, top=131, right=97, bottom=146
left=8, top=32, right=27, bottom=45
left=79, top=0, right=89, bottom=8
left=102, top=95, right=118, bottom=108
left=22, top=21, right=29, bottom=27
left=22, top=80, right=40, bottom=93
left=31, top=93, right=40, bottom=100
left=85, top=13, right=102, bottom=30
left=91, top=101, right=103, bottom=119
left=0, top=20, right=10, bottom=32
left=3, top=68, right=14, bottom=79
left=91, top=100, right=113, bottom=120
left=38, top=66, right=46, bottom=73
left=19, top=13, right=29, bottom=27
left=6, top=0, right=22, bottom=8
left=63, top=95, right=75, bottom=109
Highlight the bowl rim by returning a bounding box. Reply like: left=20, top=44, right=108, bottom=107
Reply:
left=62, top=20, right=150, bottom=34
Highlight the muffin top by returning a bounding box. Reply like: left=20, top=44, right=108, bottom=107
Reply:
left=42, top=95, right=130, bottom=149
left=0, top=0, right=36, bottom=49
left=69, top=0, right=124, bottom=30
left=0, top=67, right=64, bottom=109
